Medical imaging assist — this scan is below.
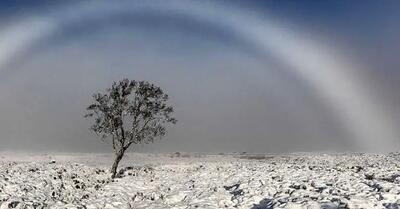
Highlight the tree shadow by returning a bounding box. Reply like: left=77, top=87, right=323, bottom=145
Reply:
left=250, top=198, right=274, bottom=209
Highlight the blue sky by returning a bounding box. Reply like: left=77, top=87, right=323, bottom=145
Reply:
left=0, top=1, right=399, bottom=153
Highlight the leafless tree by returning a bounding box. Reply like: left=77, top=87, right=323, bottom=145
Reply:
left=85, top=79, right=176, bottom=178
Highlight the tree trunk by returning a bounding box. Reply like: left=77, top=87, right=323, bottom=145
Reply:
left=110, top=150, right=124, bottom=178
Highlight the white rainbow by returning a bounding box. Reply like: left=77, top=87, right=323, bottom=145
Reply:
left=0, top=1, right=396, bottom=151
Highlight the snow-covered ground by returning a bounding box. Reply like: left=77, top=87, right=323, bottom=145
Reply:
left=1, top=152, right=400, bottom=209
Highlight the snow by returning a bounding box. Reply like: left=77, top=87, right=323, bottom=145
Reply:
left=0, top=152, right=400, bottom=208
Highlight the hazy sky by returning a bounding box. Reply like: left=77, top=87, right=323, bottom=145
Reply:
left=0, top=1, right=400, bottom=153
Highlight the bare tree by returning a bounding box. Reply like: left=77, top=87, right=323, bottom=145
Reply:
left=85, top=79, right=176, bottom=178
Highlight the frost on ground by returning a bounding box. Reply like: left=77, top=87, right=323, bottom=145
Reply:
left=0, top=152, right=400, bottom=209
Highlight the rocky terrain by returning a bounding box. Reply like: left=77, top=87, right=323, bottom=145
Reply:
left=0, top=152, right=400, bottom=209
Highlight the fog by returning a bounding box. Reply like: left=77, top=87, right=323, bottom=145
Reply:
left=0, top=1, right=399, bottom=153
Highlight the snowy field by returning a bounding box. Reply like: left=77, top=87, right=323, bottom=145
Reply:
left=1, top=152, right=400, bottom=209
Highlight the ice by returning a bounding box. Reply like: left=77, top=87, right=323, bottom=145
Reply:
left=0, top=152, right=400, bottom=208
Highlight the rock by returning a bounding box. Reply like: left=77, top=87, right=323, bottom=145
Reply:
left=384, top=203, right=399, bottom=209
left=251, top=198, right=273, bottom=209
left=365, top=173, right=375, bottom=180
left=8, top=201, right=20, bottom=208
left=165, top=193, right=187, bottom=205
left=320, top=202, right=338, bottom=209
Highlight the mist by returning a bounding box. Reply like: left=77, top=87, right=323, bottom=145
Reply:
left=1, top=0, right=400, bottom=153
